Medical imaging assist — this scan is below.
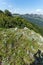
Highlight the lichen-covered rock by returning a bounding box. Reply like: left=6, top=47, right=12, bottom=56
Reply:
left=0, top=28, right=43, bottom=65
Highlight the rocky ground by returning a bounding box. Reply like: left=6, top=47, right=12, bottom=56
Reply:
left=0, top=27, right=43, bottom=65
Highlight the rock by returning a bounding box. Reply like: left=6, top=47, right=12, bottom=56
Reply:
left=15, top=27, right=18, bottom=31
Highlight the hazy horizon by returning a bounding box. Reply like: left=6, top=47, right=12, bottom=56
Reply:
left=0, top=0, right=43, bottom=14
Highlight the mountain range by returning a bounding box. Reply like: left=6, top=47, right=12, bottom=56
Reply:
left=13, top=14, right=43, bottom=27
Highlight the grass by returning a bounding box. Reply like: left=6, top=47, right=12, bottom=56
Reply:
left=0, top=28, right=43, bottom=65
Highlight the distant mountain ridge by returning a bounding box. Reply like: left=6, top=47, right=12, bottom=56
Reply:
left=21, top=14, right=43, bottom=27
left=13, top=14, right=43, bottom=27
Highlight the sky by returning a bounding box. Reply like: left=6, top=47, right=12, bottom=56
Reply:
left=0, top=0, right=43, bottom=14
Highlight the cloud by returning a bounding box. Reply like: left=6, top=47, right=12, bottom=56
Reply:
left=36, top=9, right=42, bottom=12
left=30, top=9, right=43, bottom=14
left=10, top=8, right=43, bottom=14
left=35, top=9, right=43, bottom=14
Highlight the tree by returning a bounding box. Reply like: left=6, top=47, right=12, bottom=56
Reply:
left=0, top=10, right=4, bottom=14
left=4, top=10, right=12, bottom=16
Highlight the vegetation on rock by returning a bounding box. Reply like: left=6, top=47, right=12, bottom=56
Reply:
left=0, top=10, right=43, bottom=65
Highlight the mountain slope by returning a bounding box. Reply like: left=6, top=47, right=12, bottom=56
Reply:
left=21, top=14, right=43, bottom=27
left=0, top=11, right=42, bottom=35
left=0, top=28, right=43, bottom=65
left=0, top=10, right=43, bottom=65
left=13, top=14, right=43, bottom=35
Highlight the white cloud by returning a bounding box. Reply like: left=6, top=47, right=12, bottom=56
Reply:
left=35, top=9, right=43, bottom=14
left=36, top=9, right=42, bottom=12
left=15, top=8, right=43, bottom=14
left=30, top=9, right=43, bottom=14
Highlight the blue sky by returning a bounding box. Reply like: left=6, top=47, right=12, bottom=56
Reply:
left=0, top=0, right=43, bottom=14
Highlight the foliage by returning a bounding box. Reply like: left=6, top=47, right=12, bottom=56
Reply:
left=0, top=10, right=43, bottom=65
left=4, top=9, right=12, bottom=16
left=0, top=28, right=43, bottom=65
left=0, top=10, right=43, bottom=35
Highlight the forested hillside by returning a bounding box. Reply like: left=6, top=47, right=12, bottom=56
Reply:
left=0, top=10, right=43, bottom=36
